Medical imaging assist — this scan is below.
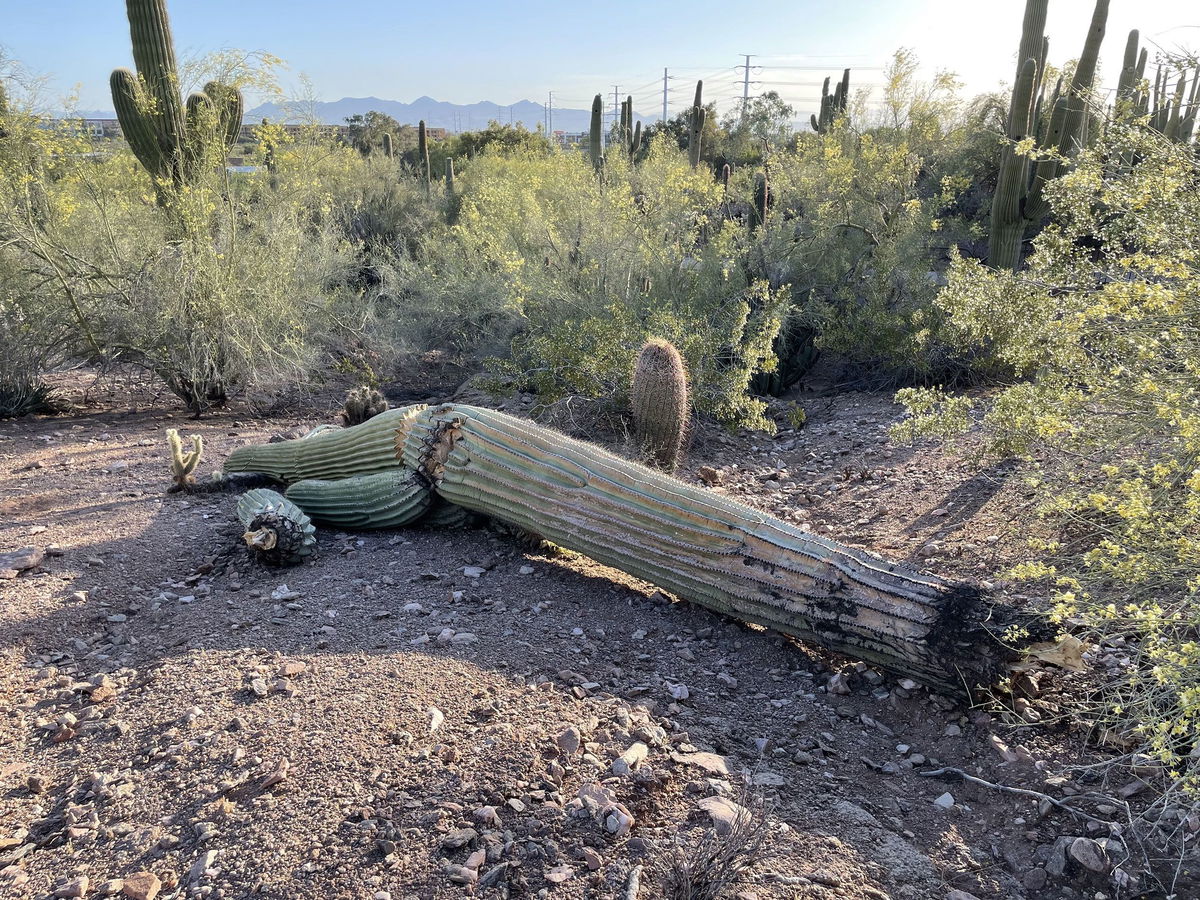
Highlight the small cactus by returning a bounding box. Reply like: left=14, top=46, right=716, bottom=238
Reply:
left=341, top=386, right=389, bottom=427
left=166, top=428, right=203, bottom=491
left=236, top=489, right=316, bottom=565
left=631, top=338, right=689, bottom=472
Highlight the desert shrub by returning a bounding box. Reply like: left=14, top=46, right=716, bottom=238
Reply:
left=0, top=105, right=361, bottom=414
left=376, top=137, right=784, bottom=429
left=892, top=122, right=1200, bottom=789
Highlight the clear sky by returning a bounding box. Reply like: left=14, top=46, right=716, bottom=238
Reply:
left=4, top=1, right=1197, bottom=119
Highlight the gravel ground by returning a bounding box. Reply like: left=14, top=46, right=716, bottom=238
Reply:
left=0, top=374, right=1185, bottom=899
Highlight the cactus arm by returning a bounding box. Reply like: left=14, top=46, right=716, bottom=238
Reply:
left=237, top=489, right=316, bottom=565
left=125, top=0, right=186, bottom=159
left=987, top=58, right=1039, bottom=271
left=111, top=67, right=168, bottom=181
left=223, top=405, right=425, bottom=483
left=394, top=405, right=1005, bottom=693
left=285, top=471, right=432, bottom=529
left=202, top=80, right=244, bottom=152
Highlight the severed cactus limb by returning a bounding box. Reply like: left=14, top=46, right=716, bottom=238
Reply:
left=237, top=489, right=316, bottom=565
left=395, top=404, right=1007, bottom=694
left=285, top=470, right=431, bottom=529
left=166, top=428, right=203, bottom=491
left=223, top=405, right=424, bottom=483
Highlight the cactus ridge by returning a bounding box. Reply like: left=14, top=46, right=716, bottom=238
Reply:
left=224, top=405, right=425, bottom=483
left=285, top=470, right=431, bottom=528
left=389, top=404, right=996, bottom=691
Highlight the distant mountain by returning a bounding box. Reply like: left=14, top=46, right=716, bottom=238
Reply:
left=245, top=95, right=654, bottom=133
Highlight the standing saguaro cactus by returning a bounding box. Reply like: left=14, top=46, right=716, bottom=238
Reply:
left=382, top=132, right=394, bottom=159
left=110, top=0, right=244, bottom=201
left=617, top=96, right=642, bottom=160
left=417, top=120, right=431, bottom=193
left=987, top=0, right=1110, bottom=271
left=589, top=94, right=604, bottom=169
left=631, top=339, right=689, bottom=472
left=811, top=69, right=850, bottom=133
left=687, top=81, right=705, bottom=168
left=445, top=157, right=456, bottom=197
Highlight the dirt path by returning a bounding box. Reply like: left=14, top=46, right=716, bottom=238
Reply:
left=0, top=385, right=1159, bottom=899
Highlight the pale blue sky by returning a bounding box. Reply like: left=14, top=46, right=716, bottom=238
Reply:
left=4, top=1, right=1197, bottom=118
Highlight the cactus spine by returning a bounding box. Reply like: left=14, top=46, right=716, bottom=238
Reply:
left=237, top=489, right=317, bottom=565
left=341, top=385, right=389, bottom=426
left=589, top=94, right=604, bottom=169
left=166, top=428, right=203, bottom=490
left=110, top=0, right=243, bottom=200
left=687, top=81, right=705, bottom=168
left=631, top=339, right=689, bottom=472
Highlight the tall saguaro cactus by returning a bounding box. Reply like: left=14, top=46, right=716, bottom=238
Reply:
left=418, top=120, right=431, bottom=193
left=687, top=81, right=705, bottom=168
left=110, top=0, right=244, bottom=201
left=987, top=0, right=1110, bottom=271
left=618, top=96, right=642, bottom=160
left=589, top=94, right=604, bottom=169
left=811, top=69, right=851, bottom=133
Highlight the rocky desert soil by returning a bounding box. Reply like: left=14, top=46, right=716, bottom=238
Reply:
left=0, top=371, right=1191, bottom=900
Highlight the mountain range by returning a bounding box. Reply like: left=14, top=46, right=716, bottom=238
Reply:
left=246, top=95, right=653, bottom=133
left=64, top=95, right=655, bottom=135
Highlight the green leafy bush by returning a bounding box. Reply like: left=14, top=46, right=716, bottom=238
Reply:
left=893, top=122, right=1200, bottom=786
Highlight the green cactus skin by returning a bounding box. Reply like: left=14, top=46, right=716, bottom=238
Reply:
left=687, top=81, right=705, bottom=168
left=987, top=57, right=1039, bottom=272
left=224, top=405, right=425, bottom=483
left=285, top=470, right=431, bottom=528
left=237, top=489, right=317, bottom=565
left=589, top=94, right=604, bottom=169
left=751, top=171, right=769, bottom=231
left=388, top=404, right=1003, bottom=693
left=341, top=385, right=389, bottom=426
left=631, top=339, right=689, bottom=472
left=1024, top=0, right=1108, bottom=227
left=811, top=70, right=851, bottom=134
left=382, top=132, right=393, bottom=159
left=166, top=428, right=203, bottom=489
left=111, top=0, right=244, bottom=198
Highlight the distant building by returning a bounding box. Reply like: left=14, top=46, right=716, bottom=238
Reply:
left=553, top=131, right=587, bottom=148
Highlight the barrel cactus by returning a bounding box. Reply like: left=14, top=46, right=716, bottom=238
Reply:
left=341, top=386, right=389, bottom=426
left=631, top=339, right=689, bottom=472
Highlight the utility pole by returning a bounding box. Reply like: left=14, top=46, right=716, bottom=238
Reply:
left=662, top=67, right=668, bottom=123
left=612, top=85, right=621, bottom=138
left=547, top=90, right=553, bottom=134
left=740, top=54, right=754, bottom=121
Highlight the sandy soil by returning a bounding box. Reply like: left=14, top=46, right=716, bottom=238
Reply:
left=0, top=372, right=1185, bottom=899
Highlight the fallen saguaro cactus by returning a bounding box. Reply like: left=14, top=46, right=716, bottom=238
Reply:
left=224, top=404, right=1009, bottom=692
left=236, top=489, right=317, bottom=565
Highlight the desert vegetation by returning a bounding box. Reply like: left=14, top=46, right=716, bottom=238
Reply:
left=2, top=0, right=1200, bottom=895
